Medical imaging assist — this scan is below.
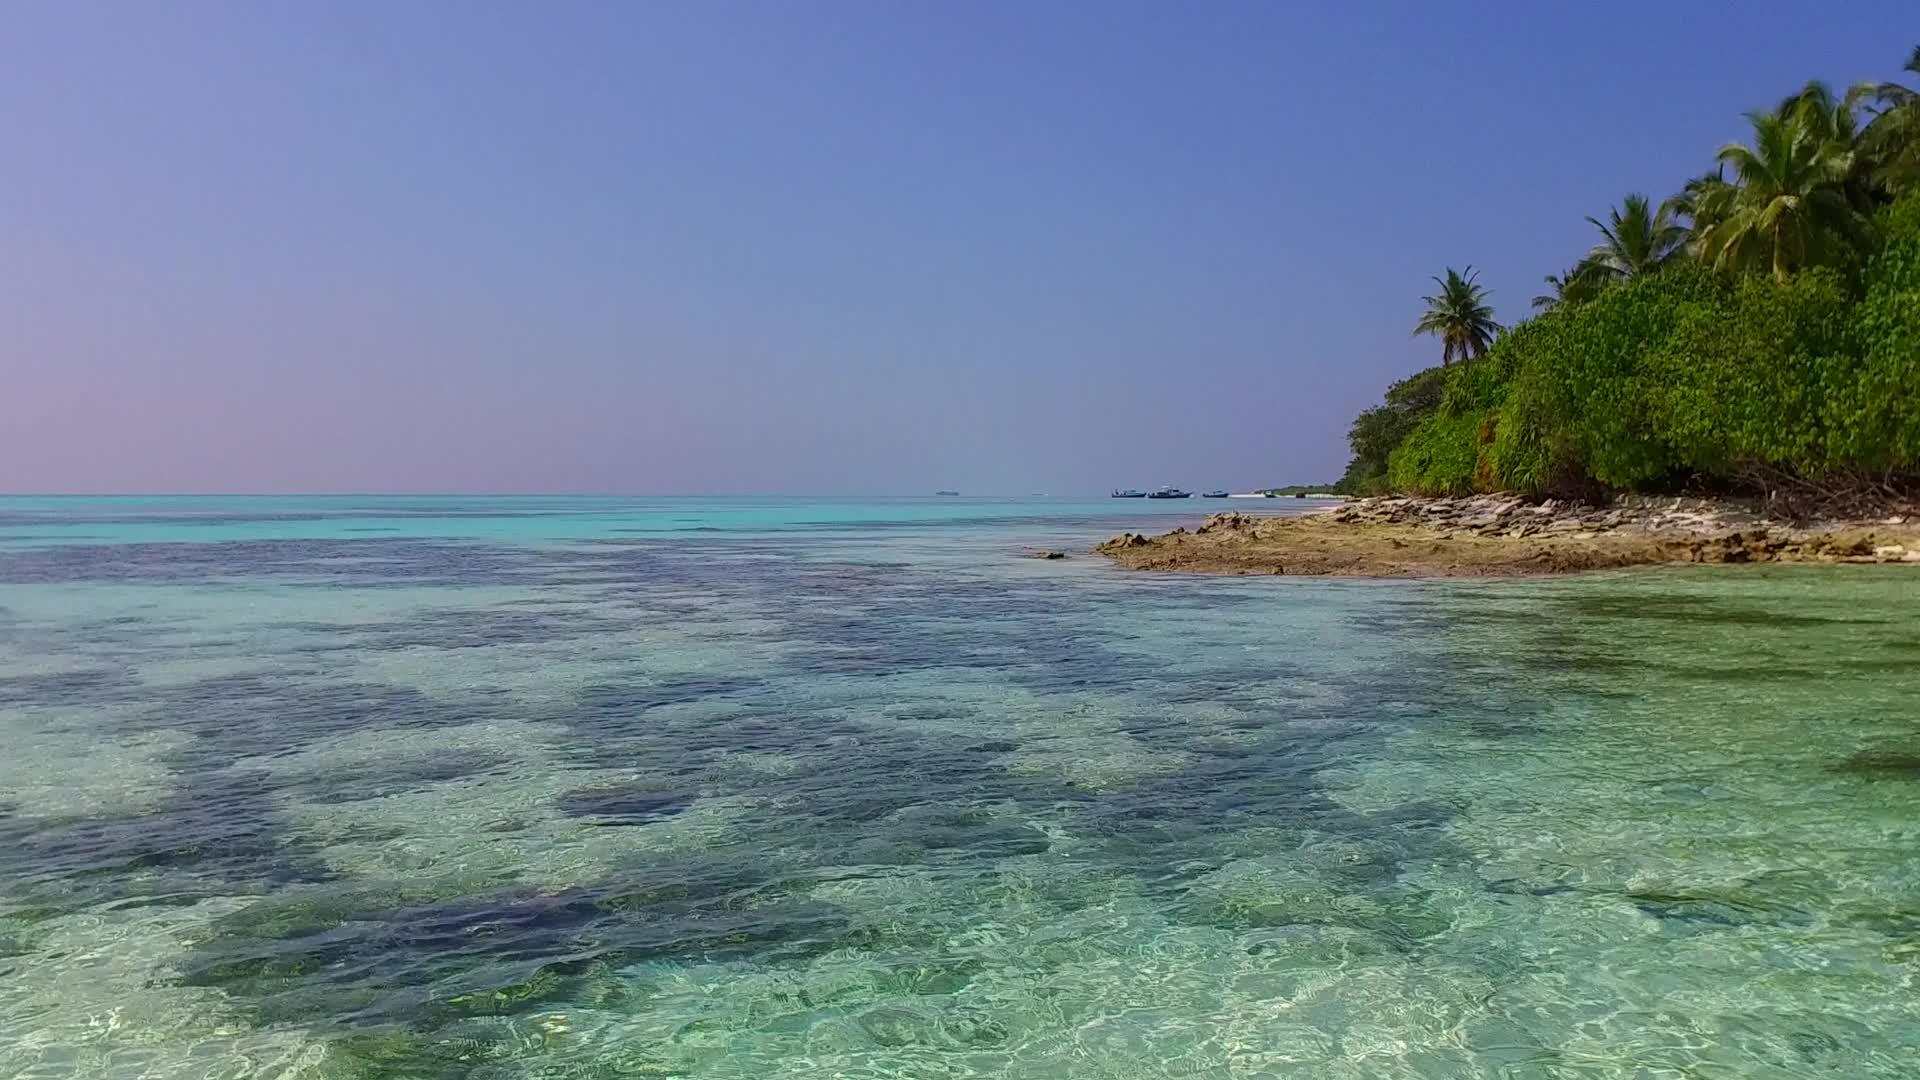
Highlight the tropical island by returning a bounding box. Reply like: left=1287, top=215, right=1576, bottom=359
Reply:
left=1108, top=47, right=1920, bottom=575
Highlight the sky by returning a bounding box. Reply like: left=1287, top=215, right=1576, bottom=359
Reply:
left=2, top=2, right=1913, bottom=494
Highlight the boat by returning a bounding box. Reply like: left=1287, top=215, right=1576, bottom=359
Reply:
left=934, top=490, right=959, bottom=496
left=1110, top=489, right=1147, bottom=498
left=1202, top=490, right=1230, bottom=498
left=1146, top=487, right=1191, bottom=499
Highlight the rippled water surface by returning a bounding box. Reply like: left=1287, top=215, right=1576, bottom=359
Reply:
left=1, top=495, right=1916, bottom=1079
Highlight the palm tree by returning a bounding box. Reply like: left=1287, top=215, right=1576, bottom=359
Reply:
left=1532, top=266, right=1602, bottom=311
left=1582, top=193, right=1688, bottom=283
left=1414, top=267, right=1503, bottom=364
left=1778, top=81, right=1859, bottom=142
left=1661, top=168, right=1737, bottom=259
left=1848, top=45, right=1920, bottom=196
left=1701, top=101, right=1873, bottom=282
left=1777, top=80, right=1875, bottom=211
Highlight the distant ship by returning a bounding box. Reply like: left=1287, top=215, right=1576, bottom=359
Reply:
left=1110, top=489, right=1147, bottom=498
left=934, top=490, right=960, bottom=496
left=1202, top=490, right=1230, bottom=498
left=1146, top=487, right=1191, bottom=499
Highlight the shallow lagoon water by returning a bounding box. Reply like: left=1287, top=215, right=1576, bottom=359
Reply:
left=0, top=495, right=1916, bottom=1079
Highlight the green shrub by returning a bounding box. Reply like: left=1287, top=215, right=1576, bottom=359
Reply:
left=1643, top=270, right=1851, bottom=479
left=1387, top=411, right=1484, bottom=495
left=1826, top=191, right=1920, bottom=472
left=1487, top=388, right=1560, bottom=494
left=1542, top=266, right=1728, bottom=489
left=1438, top=328, right=1523, bottom=413
left=1338, top=365, right=1447, bottom=491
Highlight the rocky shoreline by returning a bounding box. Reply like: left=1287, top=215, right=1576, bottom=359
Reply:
left=1096, top=494, right=1920, bottom=577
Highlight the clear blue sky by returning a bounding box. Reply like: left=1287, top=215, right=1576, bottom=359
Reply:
left=2, top=2, right=1912, bottom=494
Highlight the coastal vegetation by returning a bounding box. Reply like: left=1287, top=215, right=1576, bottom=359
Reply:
left=1338, top=46, right=1920, bottom=508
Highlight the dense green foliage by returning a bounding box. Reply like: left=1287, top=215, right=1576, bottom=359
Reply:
left=1830, top=190, right=1920, bottom=470
left=1379, top=210, right=1916, bottom=497
left=1336, top=366, right=1448, bottom=492
left=1339, top=46, right=1920, bottom=500
left=1385, top=411, right=1483, bottom=495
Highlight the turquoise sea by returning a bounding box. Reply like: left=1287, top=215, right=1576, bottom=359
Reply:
left=1, top=495, right=1916, bottom=1079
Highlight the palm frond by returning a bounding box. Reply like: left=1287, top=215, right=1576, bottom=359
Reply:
left=1413, top=266, right=1502, bottom=363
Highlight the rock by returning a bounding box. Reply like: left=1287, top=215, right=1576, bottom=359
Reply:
left=1201, top=511, right=1259, bottom=532
left=1027, top=550, right=1067, bottom=560
left=1098, top=489, right=1920, bottom=576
